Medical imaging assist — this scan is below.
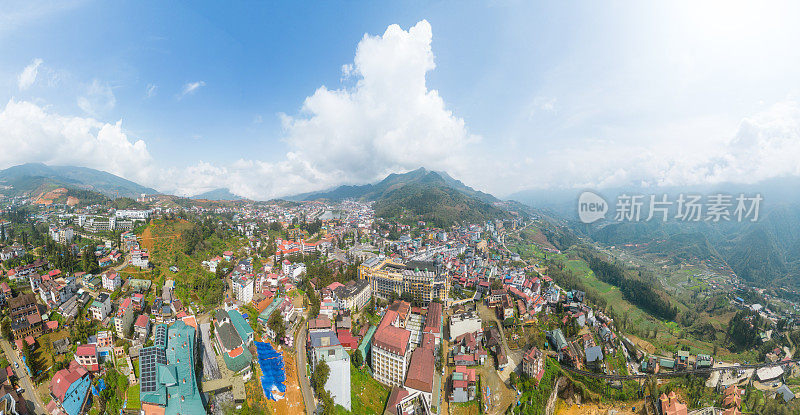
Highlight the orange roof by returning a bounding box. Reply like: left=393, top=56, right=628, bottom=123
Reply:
left=181, top=315, right=198, bottom=330
left=142, top=403, right=166, bottom=415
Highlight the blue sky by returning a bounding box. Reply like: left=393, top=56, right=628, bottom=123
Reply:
left=2, top=1, right=800, bottom=199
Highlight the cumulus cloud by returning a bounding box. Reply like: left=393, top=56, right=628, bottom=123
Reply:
left=180, top=81, right=205, bottom=98
left=0, top=99, right=155, bottom=186
left=77, top=79, right=116, bottom=116
left=17, top=58, right=43, bottom=90
left=176, top=20, right=479, bottom=199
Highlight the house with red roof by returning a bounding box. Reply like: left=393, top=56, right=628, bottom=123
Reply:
left=336, top=329, right=359, bottom=350
left=404, top=334, right=435, bottom=407
left=449, top=365, right=477, bottom=403
left=75, top=344, right=99, bottom=372
left=48, top=361, right=91, bottom=415
left=134, top=314, right=150, bottom=341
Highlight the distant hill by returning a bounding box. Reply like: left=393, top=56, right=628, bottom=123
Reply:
left=289, top=167, right=505, bottom=227
left=191, top=188, right=243, bottom=201
left=289, top=167, right=499, bottom=203
left=0, top=163, right=157, bottom=198
left=374, top=182, right=506, bottom=227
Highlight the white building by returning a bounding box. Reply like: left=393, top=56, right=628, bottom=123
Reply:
left=49, top=226, right=74, bottom=245
left=89, top=293, right=112, bottom=321
left=102, top=271, right=122, bottom=291
left=371, top=310, right=412, bottom=387
left=114, top=210, right=152, bottom=220
left=232, top=274, right=254, bottom=305
left=130, top=249, right=149, bottom=268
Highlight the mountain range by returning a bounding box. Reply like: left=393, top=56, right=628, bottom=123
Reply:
left=510, top=179, right=800, bottom=288
left=0, top=163, right=157, bottom=199
left=6, top=161, right=800, bottom=287
left=288, top=167, right=506, bottom=226
left=191, top=188, right=244, bottom=201
left=288, top=167, right=499, bottom=203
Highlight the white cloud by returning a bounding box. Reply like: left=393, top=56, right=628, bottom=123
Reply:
left=0, top=99, right=155, bottom=186
left=174, top=20, right=480, bottom=199
left=508, top=100, right=800, bottom=193
left=77, top=79, right=116, bottom=116
left=145, top=83, right=157, bottom=98
left=180, top=81, right=205, bottom=98
left=17, top=58, right=43, bottom=90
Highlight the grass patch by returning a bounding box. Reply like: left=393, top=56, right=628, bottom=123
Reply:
left=126, top=384, right=141, bottom=409
left=450, top=400, right=481, bottom=415
left=351, top=363, right=389, bottom=414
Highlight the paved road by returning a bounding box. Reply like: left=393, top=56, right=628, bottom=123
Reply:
left=0, top=339, right=46, bottom=415
left=295, top=325, right=315, bottom=415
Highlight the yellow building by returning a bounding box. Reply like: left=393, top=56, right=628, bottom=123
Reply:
left=359, top=257, right=449, bottom=306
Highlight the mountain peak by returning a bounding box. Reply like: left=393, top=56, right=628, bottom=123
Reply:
left=191, top=188, right=243, bottom=201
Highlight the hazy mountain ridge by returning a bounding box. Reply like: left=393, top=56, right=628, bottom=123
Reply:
left=0, top=163, right=158, bottom=198
left=289, top=167, right=506, bottom=227
left=191, top=188, right=244, bottom=201
left=288, top=167, right=499, bottom=203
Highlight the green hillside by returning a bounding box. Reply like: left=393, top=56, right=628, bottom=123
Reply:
left=373, top=182, right=505, bottom=227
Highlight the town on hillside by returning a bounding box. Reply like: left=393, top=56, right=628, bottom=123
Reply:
left=0, top=194, right=799, bottom=415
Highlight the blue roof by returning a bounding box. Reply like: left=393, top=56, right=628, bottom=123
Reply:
left=61, top=375, right=91, bottom=415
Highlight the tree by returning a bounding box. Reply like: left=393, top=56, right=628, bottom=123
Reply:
left=435, top=346, right=443, bottom=374
left=509, top=372, right=519, bottom=389
left=311, top=359, right=330, bottom=397
left=490, top=279, right=503, bottom=291
left=1, top=318, right=11, bottom=342
left=352, top=350, right=363, bottom=368
left=21, top=340, right=38, bottom=377
left=268, top=310, right=286, bottom=342
left=320, top=389, right=335, bottom=415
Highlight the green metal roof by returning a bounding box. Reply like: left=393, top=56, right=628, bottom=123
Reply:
left=357, top=325, right=376, bottom=361
left=139, top=321, right=206, bottom=415
left=229, top=310, right=254, bottom=343
left=221, top=344, right=252, bottom=373
left=258, top=295, right=285, bottom=323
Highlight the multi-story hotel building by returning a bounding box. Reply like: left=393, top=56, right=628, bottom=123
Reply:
left=359, top=257, right=449, bottom=305
left=371, top=308, right=411, bottom=387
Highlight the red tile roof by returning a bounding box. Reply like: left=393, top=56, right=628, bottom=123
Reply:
left=385, top=387, right=409, bottom=415
left=404, top=346, right=435, bottom=393
left=372, top=310, right=410, bottom=356
left=76, top=344, right=96, bottom=356
left=423, top=301, right=442, bottom=334
left=50, top=361, right=88, bottom=402
left=135, top=314, right=149, bottom=328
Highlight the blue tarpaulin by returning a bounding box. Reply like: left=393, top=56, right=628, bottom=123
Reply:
left=255, top=341, right=286, bottom=401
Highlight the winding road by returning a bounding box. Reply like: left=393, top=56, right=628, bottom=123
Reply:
left=0, top=339, right=47, bottom=415
left=295, top=325, right=315, bottom=415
